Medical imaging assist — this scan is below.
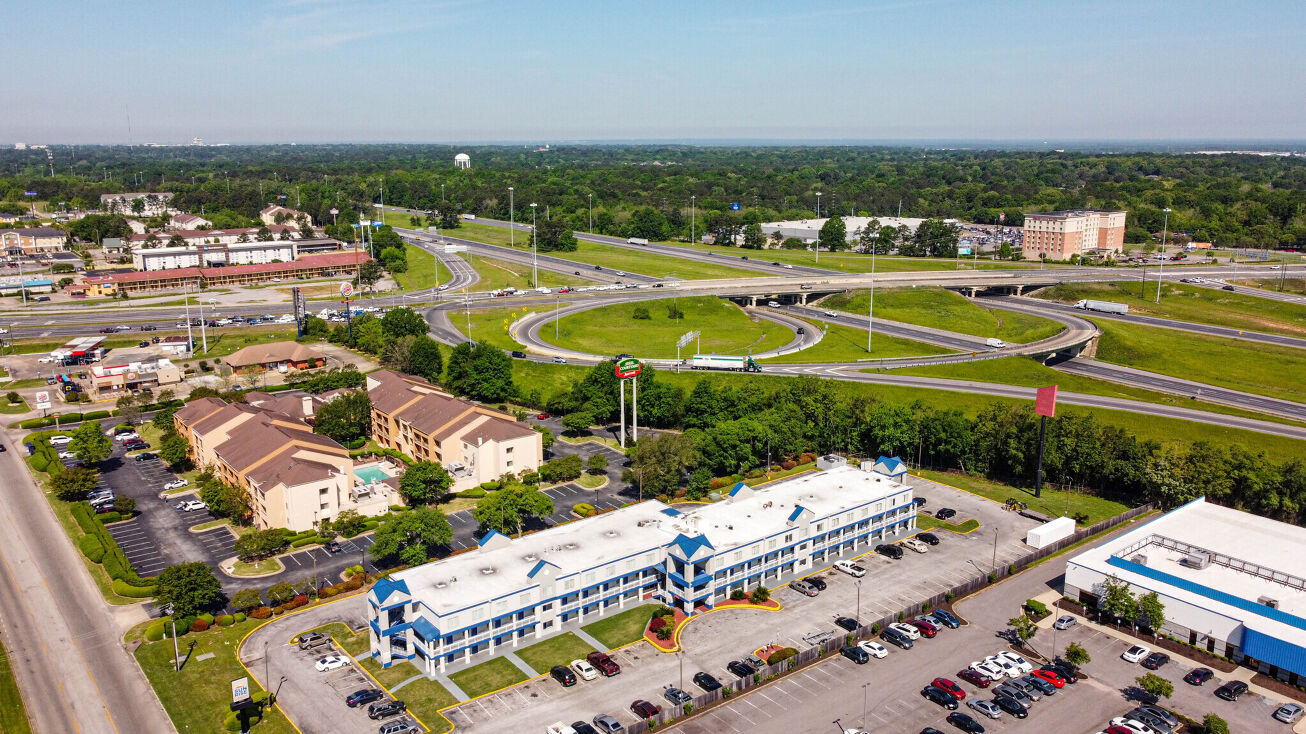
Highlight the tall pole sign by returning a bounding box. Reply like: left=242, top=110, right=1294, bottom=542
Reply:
left=615, top=359, right=642, bottom=448
left=1033, top=385, right=1058, bottom=498
left=340, top=282, right=355, bottom=343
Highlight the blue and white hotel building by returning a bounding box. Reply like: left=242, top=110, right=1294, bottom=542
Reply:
left=369, top=461, right=915, bottom=673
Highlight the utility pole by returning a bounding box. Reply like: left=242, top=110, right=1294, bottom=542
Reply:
left=691, top=195, right=696, bottom=245
left=530, top=203, right=538, bottom=287
left=588, top=194, right=593, bottom=233
left=1156, top=208, right=1171, bottom=304
left=508, top=187, right=514, bottom=249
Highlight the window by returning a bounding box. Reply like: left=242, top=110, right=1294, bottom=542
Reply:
left=506, top=461, right=513, bottom=468
left=784, top=533, right=793, bottom=543
left=541, top=602, right=553, bottom=611
left=506, top=447, right=513, bottom=454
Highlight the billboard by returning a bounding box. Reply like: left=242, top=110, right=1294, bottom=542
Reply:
left=339, top=282, right=354, bottom=299
left=614, top=358, right=642, bottom=379
left=292, top=287, right=304, bottom=323
left=1035, top=385, right=1058, bottom=418
left=34, top=390, right=51, bottom=410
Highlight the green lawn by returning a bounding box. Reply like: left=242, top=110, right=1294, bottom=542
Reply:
left=915, top=515, right=981, bottom=534
left=581, top=604, right=659, bottom=649
left=393, top=243, right=454, bottom=292
left=360, top=657, right=424, bottom=690
left=1231, top=277, right=1306, bottom=296
left=1088, top=317, right=1306, bottom=403
left=0, top=632, right=32, bottom=734
left=549, top=297, right=791, bottom=358
left=453, top=304, right=562, bottom=352
left=454, top=221, right=527, bottom=248
left=919, top=469, right=1130, bottom=527
left=297, top=622, right=371, bottom=656
left=819, top=287, right=1063, bottom=343
left=447, top=656, right=528, bottom=699
left=515, top=632, right=597, bottom=674
left=889, top=357, right=1305, bottom=427
left=651, top=241, right=1058, bottom=273
left=759, top=320, right=954, bottom=363
left=1032, top=280, right=1306, bottom=338
left=393, top=677, right=456, bottom=733
left=0, top=398, right=29, bottom=414
left=462, top=253, right=591, bottom=292
left=135, top=622, right=296, bottom=734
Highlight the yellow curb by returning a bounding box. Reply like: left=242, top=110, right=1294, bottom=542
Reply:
left=650, top=600, right=784, bottom=654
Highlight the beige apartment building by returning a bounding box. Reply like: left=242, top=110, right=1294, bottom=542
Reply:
left=1022, top=209, right=1127, bottom=260
left=367, top=370, right=542, bottom=489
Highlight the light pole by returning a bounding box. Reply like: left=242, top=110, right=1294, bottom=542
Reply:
left=855, top=580, right=862, bottom=623
left=691, top=195, right=696, bottom=244
left=815, top=191, right=822, bottom=219
left=867, top=240, right=876, bottom=353
left=861, top=681, right=871, bottom=730
left=530, top=203, right=538, bottom=288
left=508, top=187, right=515, bottom=249
left=676, top=651, right=684, bottom=693
left=815, top=192, right=822, bottom=265
left=588, top=193, right=593, bottom=233
left=330, top=208, right=338, bottom=226
left=1156, top=207, right=1171, bottom=304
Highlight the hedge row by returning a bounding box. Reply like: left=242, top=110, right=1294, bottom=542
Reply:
left=112, top=579, right=156, bottom=598
left=290, top=535, right=330, bottom=548
left=72, top=501, right=153, bottom=592
left=573, top=503, right=596, bottom=517
left=78, top=533, right=106, bottom=562
left=457, top=488, right=486, bottom=499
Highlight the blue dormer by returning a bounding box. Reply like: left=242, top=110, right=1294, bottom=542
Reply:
left=368, top=577, right=411, bottom=611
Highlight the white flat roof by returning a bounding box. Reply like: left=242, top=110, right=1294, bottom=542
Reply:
left=1068, top=498, right=1306, bottom=644
left=762, top=216, right=958, bottom=237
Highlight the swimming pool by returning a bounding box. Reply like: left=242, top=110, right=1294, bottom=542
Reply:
left=355, top=465, right=391, bottom=484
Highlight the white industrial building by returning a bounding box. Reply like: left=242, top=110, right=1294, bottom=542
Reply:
left=1065, top=497, right=1306, bottom=683
left=762, top=216, right=958, bottom=245
left=368, top=463, right=915, bottom=673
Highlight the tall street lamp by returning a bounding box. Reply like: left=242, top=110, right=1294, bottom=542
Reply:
left=530, top=203, right=539, bottom=288
left=1156, top=207, right=1171, bottom=304
left=690, top=195, right=696, bottom=244
left=815, top=192, right=823, bottom=265
left=588, top=193, right=593, bottom=233
left=815, top=191, right=822, bottom=219
left=508, top=187, right=515, bottom=249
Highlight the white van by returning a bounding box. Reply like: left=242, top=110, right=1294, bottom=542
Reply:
left=986, top=338, right=1007, bottom=349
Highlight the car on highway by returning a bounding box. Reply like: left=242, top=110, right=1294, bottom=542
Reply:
left=902, top=537, right=928, bottom=553
left=1053, top=614, right=1077, bottom=630
left=175, top=500, right=208, bottom=512
left=946, top=711, right=986, bottom=733
left=692, top=671, right=722, bottom=692
left=889, top=622, right=920, bottom=640
left=823, top=311, right=837, bottom=318
left=932, top=677, right=966, bottom=700
left=1183, top=667, right=1214, bottom=685
left=875, top=544, right=903, bottom=559
left=857, top=640, right=888, bottom=658
left=833, top=560, right=866, bottom=577
left=1214, top=680, right=1248, bottom=701
left=918, top=532, right=941, bottom=546
left=367, top=700, right=407, bottom=720
left=663, top=687, right=691, bottom=705
left=571, top=658, right=599, bottom=681
left=1122, top=644, right=1151, bottom=663
left=552, top=356, right=567, bottom=364
left=957, top=669, right=991, bottom=688
left=1141, top=651, right=1170, bottom=670
left=922, top=685, right=960, bottom=709
left=346, top=689, right=383, bottom=707
left=629, top=700, right=660, bottom=718
left=314, top=654, right=350, bottom=671
left=931, top=609, right=961, bottom=628
left=1222, top=284, right=1236, bottom=291
left=966, top=699, right=1002, bottom=720
left=726, top=660, right=755, bottom=677
left=511, top=351, right=527, bottom=358
left=163, top=479, right=189, bottom=490
left=551, top=665, right=577, bottom=687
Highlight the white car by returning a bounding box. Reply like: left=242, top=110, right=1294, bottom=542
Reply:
left=889, top=622, right=920, bottom=640
left=1109, top=717, right=1158, bottom=734
left=901, top=538, right=928, bottom=554
left=969, top=659, right=1005, bottom=681
left=537, top=287, right=551, bottom=294
left=996, top=650, right=1033, bottom=674
left=1121, top=644, right=1151, bottom=663
left=823, top=311, right=837, bottom=318
left=48, top=435, right=72, bottom=446
left=833, top=560, right=866, bottom=578
left=38, top=356, right=54, bottom=363
left=985, top=655, right=1021, bottom=677
left=59, top=450, right=75, bottom=459
left=164, top=479, right=189, bottom=490
left=857, top=640, right=888, bottom=659
left=767, top=301, right=780, bottom=308
left=570, top=658, right=599, bottom=681
left=314, top=654, right=350, bottom=672
left=176, top=500, right=208, bottom=512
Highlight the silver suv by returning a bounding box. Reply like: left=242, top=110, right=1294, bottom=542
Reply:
left=377, top=719, right=418, bottom=734
left=789, top=579, right=819, bottom=597
left=297, top=632, right=329, bottom=650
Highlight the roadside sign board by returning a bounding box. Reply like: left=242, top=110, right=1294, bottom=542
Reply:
left=730, top=202, right=740, bottom=211
left=614, top=358, right=642, bottom=379
left=231, top=677, right=250, bottom=705
left=338, top=282, right=354, bottom=299
left=34, top=390, right=51, bottom=409
left=676, top=330, right=699, bottom=349
left=1035, top=385, right=1058, bottom=417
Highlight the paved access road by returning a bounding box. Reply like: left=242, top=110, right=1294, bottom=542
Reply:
left=0, top=437, right=175, bottom=734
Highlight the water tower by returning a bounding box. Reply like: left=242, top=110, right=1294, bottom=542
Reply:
left=454, top=153, right=471, bottom=169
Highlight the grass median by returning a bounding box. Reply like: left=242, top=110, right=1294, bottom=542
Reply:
left=515, top=632, right=597, bottom=674
left=393, top=243, right=453, bottom=292
left=1033, top=280, right=1306, bottom=337
left=550, top=296, right=790, bottom=358
left=581, top=604, right=658, bottom=649
left=447, top=656, right=528, bottom=699
left=0, top=632, right=32, bottom=734
left=819, top=287, right=1064, bottom=343
left=760, top=320, right=954, bottom=363
left=462, top=253, right=590, bottom=292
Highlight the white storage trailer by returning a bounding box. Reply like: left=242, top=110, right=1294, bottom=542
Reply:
left=1074, top=299, right=1129, bottom=314
left=690, top=354, right=762, bottom=372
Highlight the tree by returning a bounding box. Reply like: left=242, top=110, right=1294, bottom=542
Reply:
left=116, top=496, right=137, bottom=515
left=381, top=307, right=428, bottom=339
left=52, top=465, right=98, bottom=500
left=265, top=582, right=295, bottom=605
left=626, top=207, right=669, bottom=241
left=1101, top=574, right=1139, bottom=624
left=998, top=241, right=1013, bottom=260
left=380, top=334, right=416, bottom=373
left=818, top=215, right=847, bottom=253
left=473, top=484, right=555, bottom=536
left=231, top=588, right=262, bottom=612
left=197, top=472, right=251, bottom=523
left=632, top=306, right=650, bottom=320
left=538, top=454, right=584, bottom=483
left=535, top=217, right=579, bottom=253
left=116, top=393, right=142, bottom=426
left=561, top=411, right=592, bottom=435
left=586, top=453, right=608, bottom=475
left=912, top=218, right=961, bottom=258
left=312, top=392, right=372, bottom=443
left=69, top=420, right=112, bottom=464
left=857, top=219, right=881, bottom=252
left=1008, top=615, right=1038, bottom=644
left=370, top=507, right=453, bottom=566
left=155, top=562, right=224, bottom=618
left=1062, top=642, right=1091, bottom=667
left=379, top=246, right=408, bottom=273
left=398, top=461, right=453, bottom=505
left=1201, top=714, right=1230, bottom=734
left=742, top=222, right=765, bottom=250
left=1137, top=591, right=1166, bottom=631
left=356, top=259, right=384, bottom=289
left=445, top=342, right=515, bottom=401
left=256, top=225, right=274, bottom=241
left=159, top=431, right=191, bottom=468
left=406, top=335, right=444, bottom=383
left=536, top=426, right=555, bottom=451
left=1135, top=673, right=1174, bottom=700
left=354, top=318, right=387, bottom=355
left=627, top=433, right=697, bottom=497
left=234, top=528, right=291, bottom=562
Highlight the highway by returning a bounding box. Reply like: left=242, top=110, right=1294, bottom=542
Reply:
left=1191, top=278, right=1306, bottom=304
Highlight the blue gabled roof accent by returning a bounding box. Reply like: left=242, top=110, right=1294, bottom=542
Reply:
left=874, top=456, right=907, bottom=475
left=526, top=559, right=560, bottom=579
left=727, top=482, right=749, bottom=497
left=410, top=617, right=440, bottom=642
left=660, top=507, right=683, bottom=517
left=669, top=532, right=714, bottom=559
left=787, top=505, right=808, bottom=523
left=370, top=577, right=410, bottom=606
left=478, top=529, right=508, bottom=547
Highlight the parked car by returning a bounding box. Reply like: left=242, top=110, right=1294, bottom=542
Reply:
left=789, top=579, right=819, bottom=597
left=1214, top=680, right=1248, bottom=701
left=571, top=658, right=599, bottom=681
left=726, top=660, right=755, bottom=677
left=996, top=650, right=1033, bottom=673
left=833, top=560, right=866, bottom=577
left=991, top=695, right=1029, bottom=719
left=917, top=532, right=941, bottom=545
left=586, top=651, right=620, bottom=676
left=1121, top=644, right=1152, bottom=663
left=880, top=627, right=914, bottom=649
left=1019, top=674, right=1056, bottom=696
left=1184, top=667, right=1214, bottom=685
left=327, top=540, right=343, bottom=553
left=1109, top=717, right=1158, bottom=734
left=692, top=671, right=721, bottom=692
left=591, top=714, right=624, bottom=733
left=377, top=719, right=418, bottom=734
left=957, top=669, right=992, bottom=688
left=662, top=687, right=691, bottom=705
left=922, top=685, right=960, bottom=709
left=176, top=500, right=208, bottom=512
left=857, top=640, right=888, bottom=658
left=931, top=609, right=962, bottom=628
left=1053, top=615, right=1077, bottom=630
left=840, top=645, right=869, bottom=664
left=889, top=622, right=921, bottom=640
left=1274, top=703, right=1305, bottom=724
left=806, top=576, right=827, bottom=591
left=902, top=538, right=929, bottom=553
left=966, top=699, right=1002, bottom=720
left=909, top=617, right=939, bottom=637
left=163, top=479, right=189, bottom=490
left=536, top=413, right=551, bottom=419
left=367, top=700, right=406, bottom=720
left=298, top=632, right=330, bottom=650
left=1141, top=652, right=1170, bottom=670
left=835, top=617, right=859, bottom=632
left=932, top=677, right=966, bottom=700
left=934, top=508, right=957, bottom=520
left=994, top=683, right=1034, bottom=708
left=1030, top=669, right=1065, bottom=688
left=875, top=544, right=903, bottom=559
left=946, top=711, right=986, bottom=733
left=629, top=700, right=660, bottom=719
left=1126, top=707, right=1175, bottom=734
left=551, top=665, right=577, bottom=687
left=569, top=722, right=599, bottom=734
left=48, top=435, right=72, bottom=446
left=969, top=659, right=1004, bottom=681
left=315, top=654, right=350, bottom=671
left=1044, top=660, right=1080, bottom=683
left=346, top=689, right=383, bottom=707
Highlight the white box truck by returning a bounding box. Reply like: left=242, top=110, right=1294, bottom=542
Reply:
left=985, top=338, right=1007, bottom=349
left=1074, top=299, right=1129, bottom=314
left=691, top=354, right=762, bottom=372
left=626, top=237, right=649, bottom=245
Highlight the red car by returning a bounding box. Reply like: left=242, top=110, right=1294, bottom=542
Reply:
left=536, top=413, right=551, bottom=420
left=586, top=651, right=620, bottom=676
left=1031, top=669, right=1065, bottom=688
left=931, top=677, right=966, bottom=700
left=908, top=617, right=938, bottom=638
left=957, top=669, right=991, bottom=688
left=630, top=700, right=660, bottom=718
left=1105, top=728, right=1134, bottom=734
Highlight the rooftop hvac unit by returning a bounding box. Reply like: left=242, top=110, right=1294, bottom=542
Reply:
left=1258, top=596, right=1280, bottom=609
left=1183, top=552, right=1212, bottom=569
left=1131, top=554, right=1148, bottom=565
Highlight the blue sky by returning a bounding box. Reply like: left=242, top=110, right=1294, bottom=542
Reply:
left=5, top=0, right=1304, bottom=143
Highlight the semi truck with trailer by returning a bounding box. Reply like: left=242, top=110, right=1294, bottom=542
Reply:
left=626, top=237, right=649, bottom=245
left=1073, top=299, right=1129, bottom=314
left=691, top=354, right=762, bottom=372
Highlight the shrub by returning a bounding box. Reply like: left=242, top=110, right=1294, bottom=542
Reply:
left=945, top=592, right=955, bottom=602
left=573, top=503, right=596, bottom=517
left=780, top=460, right=796, bottom=470
left=250, top=606, right=272, bottom=619
left=218, top=615, right=235, bottom=627
left=78, top=534, right=106, bottom=562
left=457, top=488, right=486, bottom=499
left=730, top=589, right=747, bottom=601
left=322, top=587, right=338, bottom=597
left=1025, top=599, right=1048, bottom=616
left=987, top=572, right=998, bottom=584
left=272, top=606, right=285, bottom=615
left=798, top=453, right=816, bottom=464
left=266, top=582, right=294, bottom=605
left=190, top=618, right=210, bottom=632
left=5, top=391, right=18, bottom=404
left=479, top=480, right=501, bottom=492
left=749, top=585, right=771, bottom=604
left=83, top=410, right=111, bottom=420
left=766, top=647, right=798, bottom=665
left=871, top=623, right=881, bottom=634
left=233, top=612, right=246, bottom=623
left=96, top=512, right=122, bottom=523
left=708, top=477, right=731, bottom=490
left=897, top=611, right=905, bottom=622
left=655, top=626, right=673, bottom=640
left=145, top=621, right=166, bottom=641
left=649, top=617, right=667, bottom=633
left=198, top=613, right=215, bottom=625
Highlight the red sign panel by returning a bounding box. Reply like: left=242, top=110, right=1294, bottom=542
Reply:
left=614, top=358, right=642, bottom=379
left=1035, top=385, right=1057, bottom=418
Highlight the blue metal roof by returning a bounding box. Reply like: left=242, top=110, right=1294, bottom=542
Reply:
left=478, top=529, right=508, bottom=547
left=370, top=577, right=410, bottom=607
left=874, top=456, right=907, bottom=474
left=669, top=532, right=714, bottom=559
left=526, top=559, right=560, bottom=579
left=410, top=617, right=440, bottom=642
left=727, top=482, right=749, bottom=497
left=1107, top=555, right=1306, bottom=632
left=787, top=505, right=808, bottom=523
left=660, top=507, right=682, bottom=517
left=1241, top=628, right=1306, bottom=677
